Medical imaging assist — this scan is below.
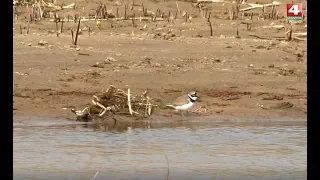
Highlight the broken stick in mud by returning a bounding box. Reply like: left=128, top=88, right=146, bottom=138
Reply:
left=70, top=19, right=81, bottom=45
left=207, top=12, right=212, bottom=36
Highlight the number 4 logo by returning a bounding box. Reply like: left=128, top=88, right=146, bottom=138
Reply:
left=287, top=4, right=303, bottom=16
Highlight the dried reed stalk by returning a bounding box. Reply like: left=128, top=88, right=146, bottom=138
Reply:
left=144, top=99, right=148, bottom=117
left=128, top=89, right=133, bottom=115
left=174, top=11, right=178, bottom=19
left=124, top=4, right=127, bottom=19
left=95, top=4, right=102, bottom=19
left=142, top=3, right=144, bottom=16
left=74, top=19, right=81, bottom=45
left=246, top=23, right=252, bottom=31
left=176, top=1, right=181, bottom=14
left=30, top=5, right=34, bottom=22
left=71, top=29, right=74, bottom=44
left=148, top=101, right=152, bottom=116
left=27, top=20, right=30, bottom=34
left=199, top=5, right=204, bottom=18
left=235, top=4, right=240, bottom=19
left=185, top=12, right=188, bottom=23
left=91, top=171, right=99, bottom=180
left=207, top=12, right=212, bottom=36
left=116, top=8, right=119, bottom=18
left=273, top=7, right=277, bottom=20
left=286, top=26, right=293, bottom=41
left=271, top=5, right=275, bottom=19
left=60, top=21, right=64, bottom=34
left=132, top=13, right=135, bottom=27
left=55, top=14, right=59, bottom=37
left=26, top=4, right=31, bottom=22
left=131, top=1, right=134, bottom=11
left=236, top=26, right=239, bottom=37
left=229, top=9, right=234, bottom=20
left=103, top=4, right=107, bottom=19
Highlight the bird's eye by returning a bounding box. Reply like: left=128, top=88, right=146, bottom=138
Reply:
left=190, top=92, right=197, bottom=97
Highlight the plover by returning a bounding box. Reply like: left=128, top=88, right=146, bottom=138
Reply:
left=166, top=91, right=198, bottom=116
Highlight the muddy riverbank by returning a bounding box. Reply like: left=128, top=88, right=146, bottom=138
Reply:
left=13, top=0, right=307, bottom=122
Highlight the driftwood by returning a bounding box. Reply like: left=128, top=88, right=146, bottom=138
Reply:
left=248, top=34, right=306, bottom=41
left=292, top=37, right=307, bottom=41
left=240, top=2, right=281, bottom=12
left=292, top=32, right=307, bottom=37
left=262, top=25, right=284, bottom=29
left=71, top=85, right=158, bottom=121
left=248, top=34, right=286, bottom=40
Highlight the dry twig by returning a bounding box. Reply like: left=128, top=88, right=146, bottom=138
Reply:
left=207, top=12, right=212, bottom=36
left=128, top=89, right=133, bottom=115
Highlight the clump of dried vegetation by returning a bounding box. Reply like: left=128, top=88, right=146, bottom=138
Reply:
left=71, top=85, right=158, bottom=121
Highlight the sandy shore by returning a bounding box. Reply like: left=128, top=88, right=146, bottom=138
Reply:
left=13, top=0, right=307, bottom=122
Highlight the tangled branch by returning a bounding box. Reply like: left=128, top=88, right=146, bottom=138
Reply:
left=71, top=85, right=158, bottom=121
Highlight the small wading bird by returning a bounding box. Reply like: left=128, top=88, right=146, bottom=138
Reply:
left=166, top=91, right=198, bottom=116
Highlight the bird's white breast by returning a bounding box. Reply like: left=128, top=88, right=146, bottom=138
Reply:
left=174, top=102, right=194, bottom=111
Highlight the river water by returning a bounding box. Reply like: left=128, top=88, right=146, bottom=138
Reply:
left=13, top=119, right=307, bottom=180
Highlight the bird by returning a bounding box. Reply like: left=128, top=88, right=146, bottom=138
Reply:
left=166, top=91, right=198, bottom=116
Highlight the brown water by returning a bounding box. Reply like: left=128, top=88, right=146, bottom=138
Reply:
left=13, top=119, right=307, bottom=180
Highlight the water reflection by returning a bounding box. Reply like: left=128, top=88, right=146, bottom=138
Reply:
left=13, top=120, right=307, bottom=180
